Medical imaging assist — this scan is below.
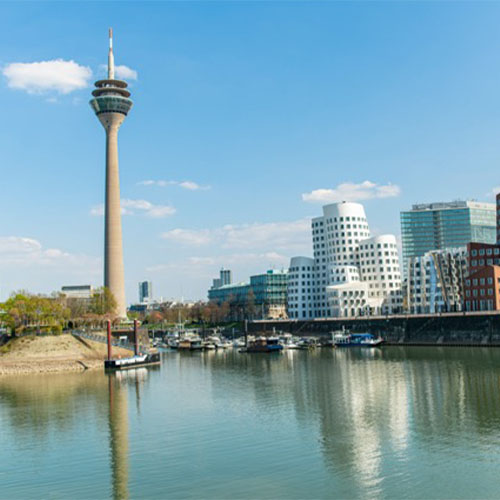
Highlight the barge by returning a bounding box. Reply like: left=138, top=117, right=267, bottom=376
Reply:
left=105, top=352, right=161, bottom=371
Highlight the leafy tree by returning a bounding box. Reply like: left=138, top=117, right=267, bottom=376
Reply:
left=89, top=287, right=117, bottom=318
left=0, top=291, right=70, bottom=335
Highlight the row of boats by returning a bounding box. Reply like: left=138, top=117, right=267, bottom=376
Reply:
left=156, top=332, right=384, bottom=353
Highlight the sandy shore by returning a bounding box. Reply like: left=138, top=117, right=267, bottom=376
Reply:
left=0, top=334, right=132, bottom=376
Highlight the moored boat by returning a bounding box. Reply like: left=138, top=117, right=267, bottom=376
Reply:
left=105, top=352, right=161, bottom=371
left=242, top=337, right=283, bottom=353
left=334, top=333, right=384, bottom=347
left=178, top=337, right=204, bottom=351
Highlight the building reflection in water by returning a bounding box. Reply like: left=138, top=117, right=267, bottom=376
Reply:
left=107, top=368, right=149, bottom=500
left=203, top=347, right=500, bottom=497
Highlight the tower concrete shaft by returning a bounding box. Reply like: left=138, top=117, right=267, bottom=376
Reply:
left=102, top=114, right=127, bottom=319
left=90, top=29, right=133, bottom=319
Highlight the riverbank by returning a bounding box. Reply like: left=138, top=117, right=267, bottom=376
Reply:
left=0, top=334, right=131, bottom=375
left=252, top=311, right=500, bottom=346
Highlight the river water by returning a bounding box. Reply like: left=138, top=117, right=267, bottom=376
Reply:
left=1, top=347, right=500, bottom=499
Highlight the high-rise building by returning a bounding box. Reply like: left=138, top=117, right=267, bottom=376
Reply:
left=211, top=268, right=232, bottom=289
left=220, top=268, right=232, bottom=286
left=288, top=202, right=402, bottom=319
left=138, top=281, right=153, bottom=303
left=400, top=201, right=496, bottom=274
left=89, top=29, right=133, bottom=319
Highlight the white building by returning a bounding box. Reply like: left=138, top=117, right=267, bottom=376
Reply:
left=61, top=285, right=93, bottom=300
left=287, top=257, right=316, bottom=319
left=288, top=202, right=402, bottom=319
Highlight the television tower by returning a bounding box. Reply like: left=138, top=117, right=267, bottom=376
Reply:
left=89, top=29, right=133, bottom=319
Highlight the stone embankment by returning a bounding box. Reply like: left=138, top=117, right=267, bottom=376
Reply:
left=251, top=312, right=500, bottom=346
left=0, top=334, right=131, bottom=376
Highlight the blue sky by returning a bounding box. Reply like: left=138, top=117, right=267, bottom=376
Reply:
left=1, top=1, right=500, bottom=302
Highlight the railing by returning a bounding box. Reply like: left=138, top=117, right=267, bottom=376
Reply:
left=71, top=329, right=150, bottom=354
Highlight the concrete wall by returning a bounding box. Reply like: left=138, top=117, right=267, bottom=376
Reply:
left=249, top=312, right=500, bottom=346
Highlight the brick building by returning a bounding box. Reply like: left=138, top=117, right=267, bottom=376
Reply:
left=464, top=193, right=500, bottom=311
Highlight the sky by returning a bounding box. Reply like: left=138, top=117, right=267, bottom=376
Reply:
left=1, top=1, right=500, bottom=303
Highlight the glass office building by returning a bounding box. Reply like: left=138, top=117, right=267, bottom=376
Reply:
left=400, top=201, right=496, bottom=273
left=208, top=269, right=288, bottom=319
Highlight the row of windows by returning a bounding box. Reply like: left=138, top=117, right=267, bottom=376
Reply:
left=465, top=277, right=499, bottom=286
left=465, top=288, right=496, bottom=297
left=470, top=248, right=500, bottom=256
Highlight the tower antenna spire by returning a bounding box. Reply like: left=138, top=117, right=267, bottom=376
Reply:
left=108, top=27, right=115, bottom=80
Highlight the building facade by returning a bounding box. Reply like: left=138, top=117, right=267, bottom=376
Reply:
left=209, top=269, right=288, bottom=319
left=288, top=201, right=402, bottom=319
left=400, top=201, right=496, bottom=273
left=404, top=247, right=468, bottom=314
left=61, top=285, right=94, bottom=300
left=212, top=268, right=233, bottom=290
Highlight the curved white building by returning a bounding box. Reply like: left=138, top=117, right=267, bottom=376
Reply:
left=289, top=201, right=402, bottom=319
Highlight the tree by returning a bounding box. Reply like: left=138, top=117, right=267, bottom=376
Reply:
left=89, top=287, right=117, bottom=319
left=0, top=291, right=70, bottom=335
left=245, top=290, right=256, bottom=320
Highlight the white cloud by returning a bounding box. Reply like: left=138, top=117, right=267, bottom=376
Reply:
left=302, top=181, right=401, bottom=204
left=138, top=180, right=211, bottom=191
left=90, top=199, right=176, bottom=218
left=161, top=218, right=310, bottom=251
left=115, top=65, right=138, bottom=80
left=161, top=228, right=212, bottom=246
left=146, top=252, right=289, bottom=275
left=0, top=236, right=101, bottom=298
left=489, top=187, right=500, bottom=198
left=3, top=59, right=92, bottom=94
left=99, top=63, right=138, bottom=81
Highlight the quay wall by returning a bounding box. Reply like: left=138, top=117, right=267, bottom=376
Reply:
left=249, top=312, right=500, bottom=346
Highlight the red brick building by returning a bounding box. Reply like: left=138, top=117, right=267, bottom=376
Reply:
left=464, top=193, right=500, bottom=311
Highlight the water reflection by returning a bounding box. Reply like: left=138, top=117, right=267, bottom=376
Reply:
left=201, top=347, right=500, bottom=498
left=107, top=374, right=129, bottom=500
left=107, top=368, right=154, bottom=500
left=2, top=348, right=500, bottom=499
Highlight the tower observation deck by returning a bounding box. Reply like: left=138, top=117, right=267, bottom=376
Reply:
left=89, top=29, right=132, bottom=319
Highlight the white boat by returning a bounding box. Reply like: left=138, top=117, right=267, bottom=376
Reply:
left=233, top=338, right=246, bottom=348
left=334, top=333, right=384, bottom=347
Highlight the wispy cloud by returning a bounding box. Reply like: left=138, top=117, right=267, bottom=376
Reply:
left=146, top=252, right=289, bottom=274
left=0, top=236, right=99, bottom=270
left=302, top=181, right=401, bottom=204
left=99, top=63, right=138, bottom=81
left=138, top=180, right=211, bottom=191
left=0, top=236, right=100, bottom=297
left=90, top=199, right=176, bottom=218
left=3, top=59, right=92, bottom=94
left=115, top=65, right=138, bottom=80
left=161, top=218, right=310, bottom=251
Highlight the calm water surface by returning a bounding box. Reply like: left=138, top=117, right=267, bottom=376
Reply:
left=1, top=347, right=500, bottom=499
